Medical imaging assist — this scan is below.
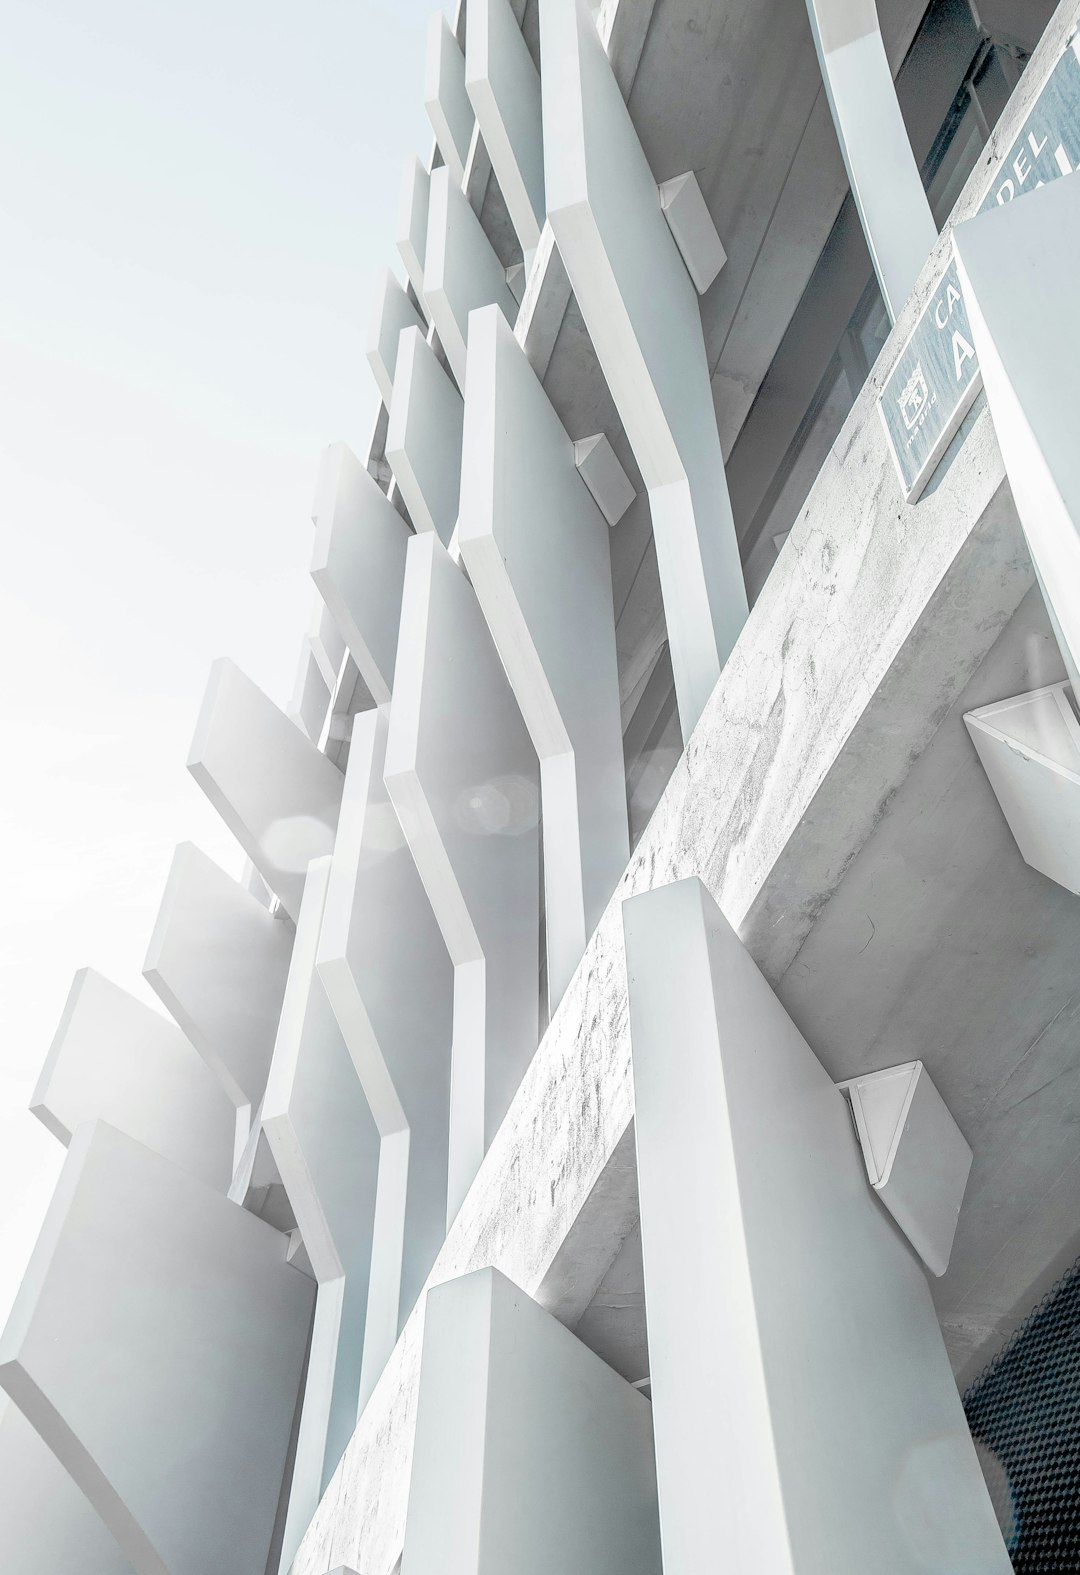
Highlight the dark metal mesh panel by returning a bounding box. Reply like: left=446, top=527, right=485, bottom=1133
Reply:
left=963, top=1259, right=1080, bottom=1572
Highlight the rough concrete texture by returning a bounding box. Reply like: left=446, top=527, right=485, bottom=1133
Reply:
left=290, top=7, right=1080, bottom=1572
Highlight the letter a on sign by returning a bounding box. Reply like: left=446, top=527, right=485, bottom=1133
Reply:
left=952, top=329, right=976, bottom=381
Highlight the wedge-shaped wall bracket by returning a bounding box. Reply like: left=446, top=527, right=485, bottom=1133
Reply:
left=657, top=172, right=727, bottom=295
left=965, top=681, right=1080, bottom=897
left=573, top=432, right=636, bottom=527
left=838, top=1060, right=972, bottom=1278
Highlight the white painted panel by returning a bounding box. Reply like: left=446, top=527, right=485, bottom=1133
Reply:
left=623, top=878, right=1010, bottom=1575
left=401, top=1268, right=662, bottom=1575
left=367, top=269, right=426, bottom=409
left=188, top=657, right=344, bottom=923
left=424, top=11, right=475, bottom=185
left=459, top=305, right=627, bottom=1005
left=144, top=841, right=293, bottom=1113
left=386, top=326, right=463, bottom=548
left=288, top=636, right=332, bottom=744
left=310, top=442, right=412, bottom=704
left=262, top=857, right=380, bottom=1561
left=31, top=967, right=233, bottom=1191
left=540, top=0, right=748, bottom=740
left=465, top=0, right=545, bottom=254
left=954, top=171, right=1080, bottom=689
left=384, top=533, right=539, bottom=1214
left=318, top=705, right=453, bottom=1397
left=423, top=164, right=518, bottom=386
left=0, top=1400, right=133, bottom=1575
left=805, top=1, right=936, bottom=321
left=0, top=1121, right=314, bottom=1575
left=398, top=158, right=431, bottom=303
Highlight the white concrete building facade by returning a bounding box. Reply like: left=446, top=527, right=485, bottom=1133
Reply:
left=5, top=0, right=1080, bottom=1571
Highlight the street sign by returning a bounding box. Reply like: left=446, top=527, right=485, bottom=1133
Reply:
left=880, top=31, right=1080, bottom=501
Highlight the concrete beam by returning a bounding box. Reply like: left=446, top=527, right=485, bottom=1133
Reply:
left=31, top=967, right=234, bottom=1191
left=318, top=706, right=454, bottom=1399
left=0, top=1122, right=314, bottom=1575
left=384, top=533, right=539, bottom=1216
left=459, top=305, right=628, bottom=1006
left=386, top=326, right=463, bottom=548
left=540, top=0, right=748, bottom=741
left=310, top=442, right=412, bottom=704
left=422, top=164, right=518, bottom=386
left=401, top=1269, right=662, bottom=1575
left=188, top=658, right=344, bottom=923
left=144, top=841, right=292, bottom=1116
left=623, top=878, right=1008, bottom=1575
left=465, top=0, right=545, bottom=256
left=262, top=857, right=381, bottom=1569
left=398, top=159, right=431, bottom=304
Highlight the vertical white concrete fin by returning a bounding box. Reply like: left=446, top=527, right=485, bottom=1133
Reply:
left=623, top=877, right=1011, bottom=1575
left=422, top=164, right=519, bottom=386
left=458, top=304, right=628, bottom=1007
left=386, top=326, right=464, bottom=548
left=803, top=0, right=937, bottom=321
left=465, top=0, right=545, bottom=254
left=425, top=11, right=475, bottom=186
left=398, top=158, right=433, bottom=303
left=187, top=657, right=344, bottom=923
left=367, top=269, right=426, bottom=409
left=540, top=0, right=748, bottom=739
left=310, top=441, right=413, bottom=704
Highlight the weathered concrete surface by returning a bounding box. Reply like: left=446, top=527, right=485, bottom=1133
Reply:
left=291, top=10, right=1080, bottom=1572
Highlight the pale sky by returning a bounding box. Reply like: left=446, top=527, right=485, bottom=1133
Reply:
left=0, top=0, right=436, bottom=1322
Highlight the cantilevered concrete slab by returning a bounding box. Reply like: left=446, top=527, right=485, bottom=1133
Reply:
left=367, top=270, right=426, bottom=409
left=310, top=442, right=412, bottom=704
left=32, top=967, right=234, bottom=1191
left=188, top=657, right=344, bottom=923
left=385, top=326, right=463, bottom=548
left=384, top=533, right=539, bottom=1216
left=422, top=164, right=518, bottom=386
left=144, top=841, right=293, bottom=1114
left=459, top=304, right=627, bottom=1005
left=0, top=1121, right=313, bottom=1575
left=398, top=159, right=431, bottom=303
left=425, top=11, right=475, bottom=186
left=465, top=0, right=545, bottom=255
left=401, top=1269, right=661, bottom=1575
left=318, top=706, right=453, bottom=1396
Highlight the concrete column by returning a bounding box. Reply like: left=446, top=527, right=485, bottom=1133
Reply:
left=423, top=164, right=518, bottom=386
left=386, top=326, right=463, bottom=548
left=953, top=170, right=1080, bottom=690
left=310, top=442, right=412, bottom=703
left=540, top=0, right=747, bottom=741
left=317, top=706, right=454, bottom=1401
left=622, top=877, right=1011, bottom=1575
left=0, top=1121, right=314, bottom=1575
left=805, top=0, right=937, bottom=322
left=425, top=11, right=475, bottom=186
left=398, top=158, right=431, bottom=303
left=0, top=1399, right=133, bottom=1575
left=401, top=1268, right=662, bottom=1575
left=367, top=269, right=426, bottom=408
left=384, top=534, right=539, bottom=1217
left=459, top=305, right=627, bottom=1006
left=144, top=840, right=293, bottom=1115
left=261, top=857, right=381, bottom=1568
left=187, top=657, right=344, bottom=923
left=465, top=0, right=545, bottom=256
left=30, top=966, right=234, bottom=1191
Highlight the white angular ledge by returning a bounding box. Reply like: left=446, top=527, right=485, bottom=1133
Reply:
left=367, top=270, right=425, bottom=408
left=425, top=11, right=474, bottom=186
left=658, top=171, right=727, bottom=295
left=422, top=164, right=518, bottom=386
left=465, top=0, right=545, bottom=254
left=839, top=1060, right=973, bottom=1277
left=965, top=681, right=1080, bottom=896
left=401, top=1268, right=662, bottom=1575
left=386, top=326, right=463, bottom=548
left=397, top=158, right=431, bottom=304
left=188, top=657, right=344, bottom=923
left=573, top=431, right=636, bottom=527
left=30, top=967, right=234, bottom=1191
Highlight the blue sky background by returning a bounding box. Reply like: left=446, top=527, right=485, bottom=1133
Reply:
left=0, top=0, right=436, bottom=1319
